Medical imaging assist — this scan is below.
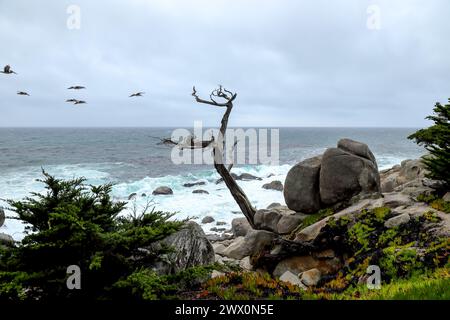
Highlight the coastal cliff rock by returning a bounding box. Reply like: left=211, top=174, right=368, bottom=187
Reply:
left=284, top=139, right=380, bottom=213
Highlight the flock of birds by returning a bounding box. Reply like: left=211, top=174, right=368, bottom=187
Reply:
left=1, top=64, right=146, bottom=105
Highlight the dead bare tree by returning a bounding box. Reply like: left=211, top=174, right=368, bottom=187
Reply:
left=155, top=86, right=317, bottom=257
left=191, top=85, right=257, bottom=228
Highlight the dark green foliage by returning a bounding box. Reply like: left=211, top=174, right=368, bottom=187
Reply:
left=0, top=171, right=185, bottom=301
left=408, top=99, right=450, bottom=186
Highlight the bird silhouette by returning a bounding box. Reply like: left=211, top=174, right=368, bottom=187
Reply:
left=68, top=86, right=86, bottom=90
left=17, top=91, right=30, bottom=96
left=1, top=65, right=17, bottom=74
left=129, top=92, right=145, bottom=97
left=74, top=100, right=87, bottom=105
left=66, top=99, right=78, bottom=103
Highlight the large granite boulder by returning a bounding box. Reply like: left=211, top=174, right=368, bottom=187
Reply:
left=284, top=156, right=322, bottom=213
left=148, top=221, right=214, bottom=274
left=283, top=139, right=381, bottom=213
left=319, top=145, right=380, bottom=205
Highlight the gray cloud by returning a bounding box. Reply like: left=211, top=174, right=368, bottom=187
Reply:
left=0, top=0, right=449, bottom=127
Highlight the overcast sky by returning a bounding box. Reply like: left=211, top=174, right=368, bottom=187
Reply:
left=0, top=0, right=449, bottom=127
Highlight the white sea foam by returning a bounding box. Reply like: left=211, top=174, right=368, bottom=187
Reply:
left=0, top=153, right=415, bottom=239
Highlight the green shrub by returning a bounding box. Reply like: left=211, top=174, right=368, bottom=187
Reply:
left=0, top=171, right=185, bottom=301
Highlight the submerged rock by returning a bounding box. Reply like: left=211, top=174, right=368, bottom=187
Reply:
left=262, top=180, right=284, bottom=191
left=192, top=189, right=209, bottom=194
left=201, top=216, right=215, bottom=224
left=183, top=181, right=206, bottom=188
left=152, top=186, right=173, bottom=195
left=128, top=193, right=137, bottom=200
left=237, top=173, right=262, bottom=181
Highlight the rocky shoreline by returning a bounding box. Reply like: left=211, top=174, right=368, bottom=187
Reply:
left=195, top=139, right=449, bottom=291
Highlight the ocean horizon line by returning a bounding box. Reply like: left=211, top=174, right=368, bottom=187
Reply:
left=0, top=126, right=421, bottom=129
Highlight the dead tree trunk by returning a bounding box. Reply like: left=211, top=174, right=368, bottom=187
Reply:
left=191, top=86, right=257, bottom=228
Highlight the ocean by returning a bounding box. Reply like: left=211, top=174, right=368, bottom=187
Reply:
left=0, top=127, right=425, bottom=239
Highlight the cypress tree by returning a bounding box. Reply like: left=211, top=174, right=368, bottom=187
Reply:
left=408, top=99, right=450, bottom=187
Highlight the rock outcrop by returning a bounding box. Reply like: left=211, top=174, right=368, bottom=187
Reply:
left=149, top=221, right=214, bottom=274
left=380, top=159, right=427, bottom=193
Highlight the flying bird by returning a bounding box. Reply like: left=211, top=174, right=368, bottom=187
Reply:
left=17, top=91, right=30, bottom=96
left=129, top=92, right=145, bottom=97
left=74, top=100, right=87, bottom=105
left=68, top=86, right=86, bottom=90
left=1, top=65, right=17, bottom=74
left=66, top=99, right=78, bottom=103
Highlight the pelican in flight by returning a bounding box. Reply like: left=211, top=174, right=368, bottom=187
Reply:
left=1, top=65, right=17, bottom=74
left=17, top=91, right=30, bottom=96
left=129, top=92, right=145, bottom=97
left=68, top=86, right=86, bottom=90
